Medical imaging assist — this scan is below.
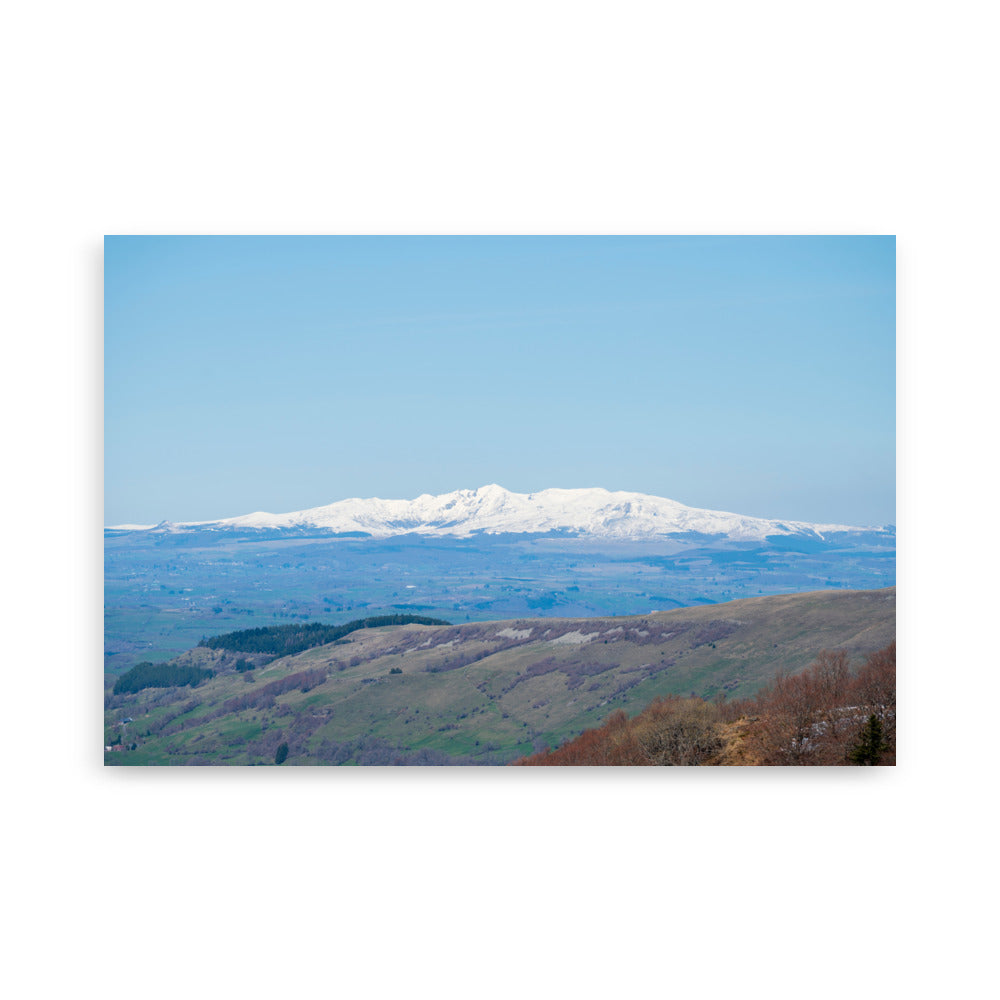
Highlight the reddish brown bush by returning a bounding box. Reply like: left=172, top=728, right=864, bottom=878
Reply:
left=512, top=642, right=895, bottom=767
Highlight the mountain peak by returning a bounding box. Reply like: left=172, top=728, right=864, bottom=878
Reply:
left=109, top=486, right=883, bottom=542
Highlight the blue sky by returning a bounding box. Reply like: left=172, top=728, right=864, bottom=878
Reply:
left=105, top=236, right=894, bottom=527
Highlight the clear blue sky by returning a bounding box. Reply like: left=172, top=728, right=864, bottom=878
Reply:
left=105, top=236, right=895, bottom=527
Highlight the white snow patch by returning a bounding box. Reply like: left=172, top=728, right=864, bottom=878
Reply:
left=419, top=636, right=457, bottom=649
left=496, top=627, right=533, bottom=640
left=549, top=630, right=597, bottom=645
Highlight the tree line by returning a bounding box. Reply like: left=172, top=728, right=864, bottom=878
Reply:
left=112, top=661, right=215, bottom=696
left=197, top=614, right=452, bottom=656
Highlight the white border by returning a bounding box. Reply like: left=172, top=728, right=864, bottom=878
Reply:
left=5, top=2, right=993, bottom=996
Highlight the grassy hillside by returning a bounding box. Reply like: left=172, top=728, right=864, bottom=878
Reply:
left=104, top=586, right=895, bottom=765
left=515, top=642, right=896, bottom=766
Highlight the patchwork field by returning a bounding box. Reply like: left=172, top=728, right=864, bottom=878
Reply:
left=104, top=530, right=896, bottom=673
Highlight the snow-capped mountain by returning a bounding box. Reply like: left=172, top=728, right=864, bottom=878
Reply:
left=109, top=485, right=886, bottom=542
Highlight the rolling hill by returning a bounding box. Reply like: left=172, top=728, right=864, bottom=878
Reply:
left=104, top=586, right=895, bottom=765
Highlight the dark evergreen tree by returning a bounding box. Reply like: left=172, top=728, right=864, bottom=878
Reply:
left=274, top=743, right=289, bottom=765
left=847, top=714, right=888, bottom=765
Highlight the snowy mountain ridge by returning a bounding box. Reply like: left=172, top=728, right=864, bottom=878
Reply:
left=108, top=485, right=886, bottom=542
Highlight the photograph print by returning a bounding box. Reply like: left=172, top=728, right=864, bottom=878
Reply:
left=104, top=235, right=895, bottom=766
